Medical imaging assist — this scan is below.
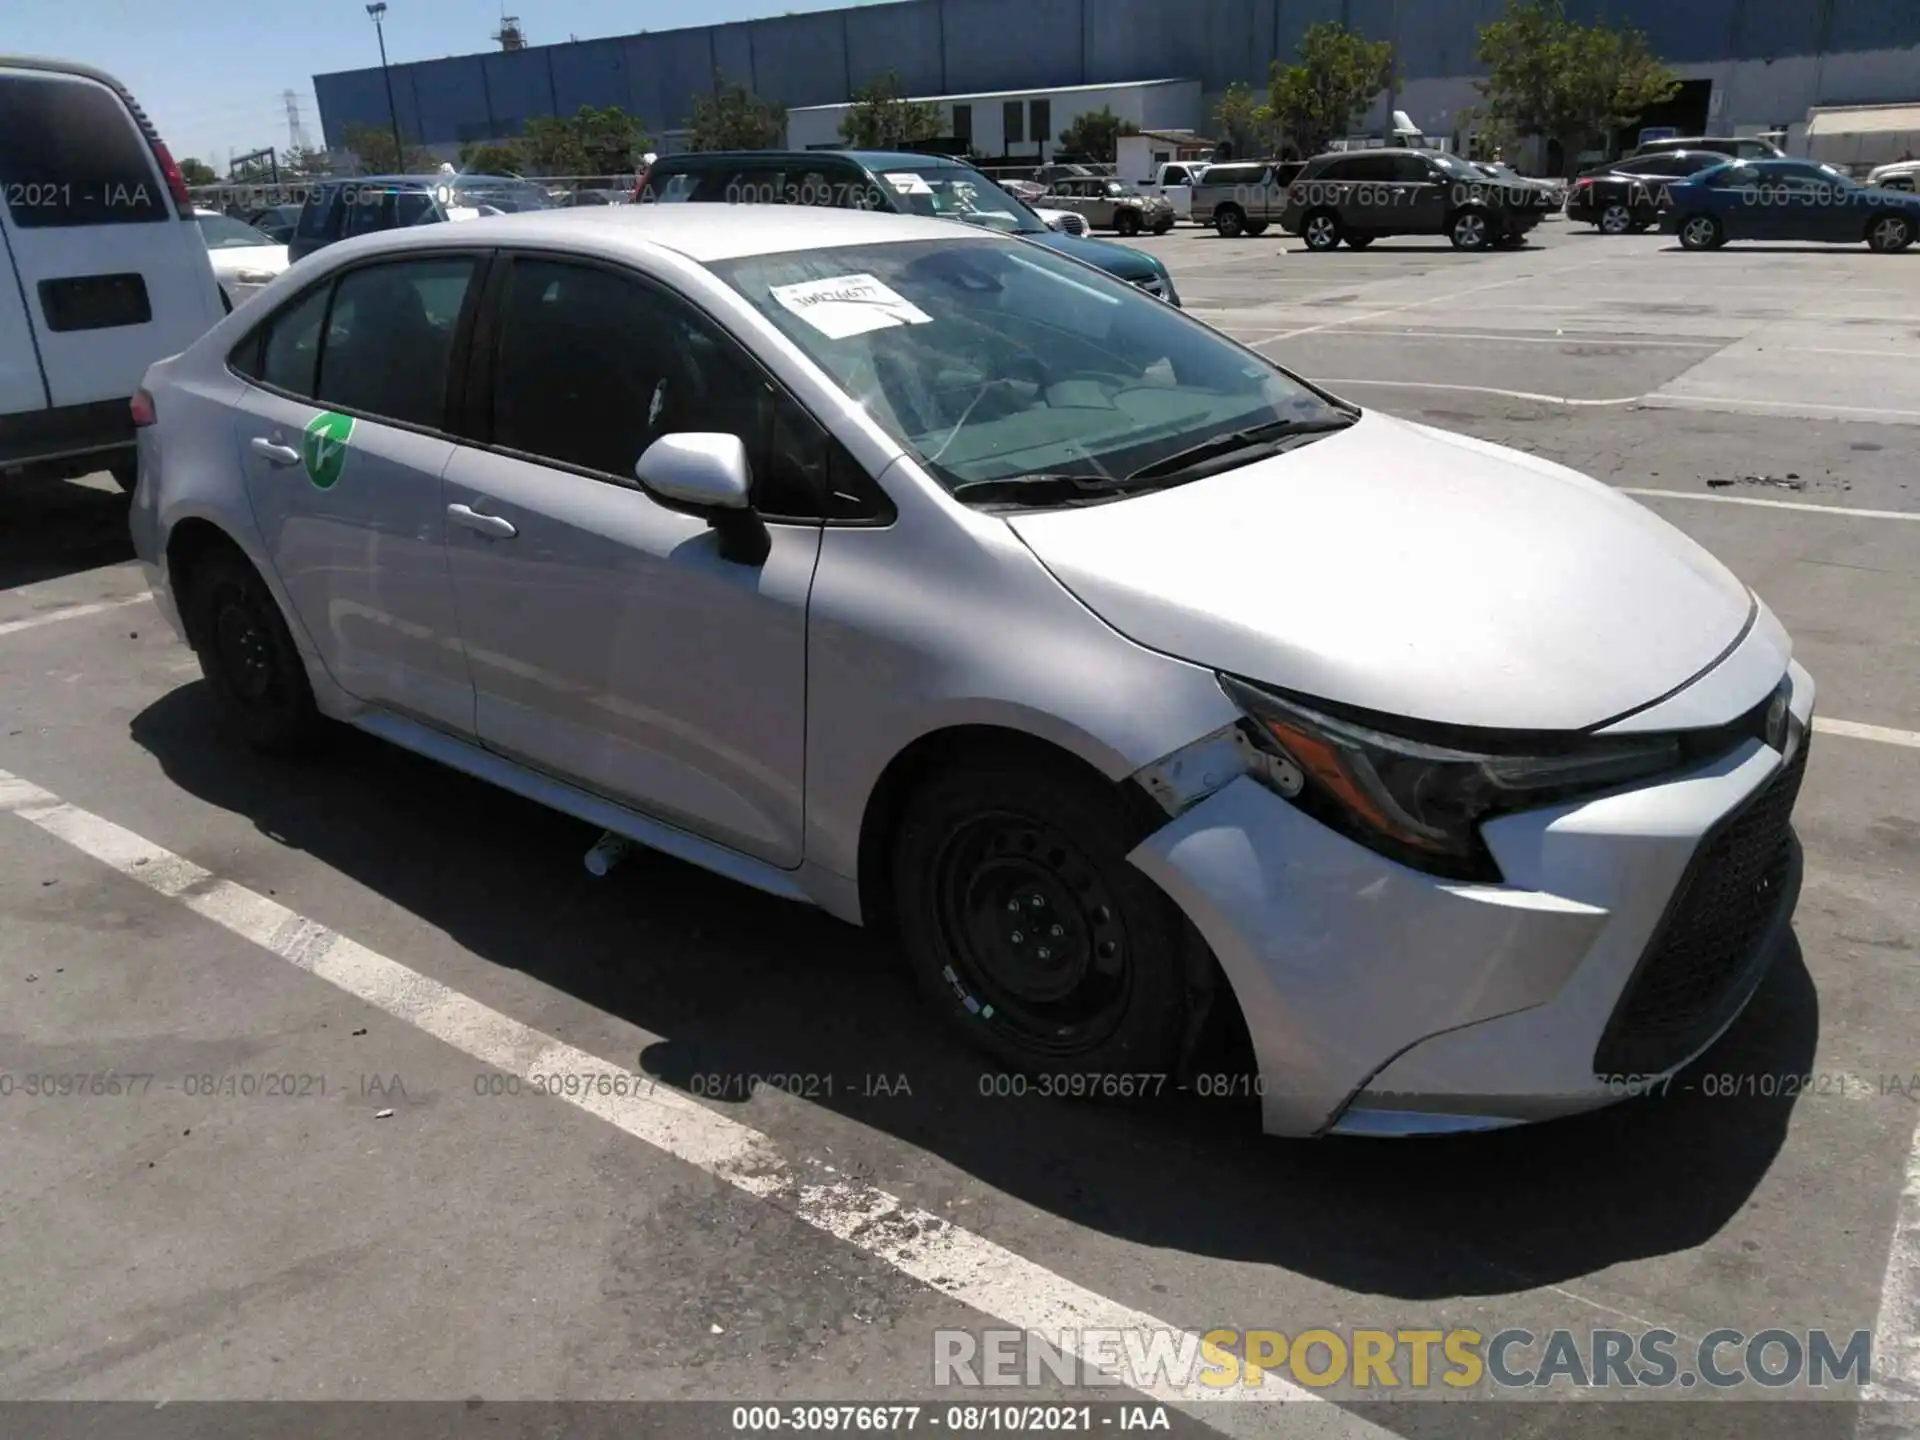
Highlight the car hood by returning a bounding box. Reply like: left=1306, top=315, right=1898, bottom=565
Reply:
left=1024, top=228, right=1161, bottom=281
left=1004, top=410, right=1757, bottom=731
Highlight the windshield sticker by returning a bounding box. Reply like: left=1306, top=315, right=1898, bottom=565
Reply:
left=884, top=171, right=935, bottom=195
left=769, top=274, right=933, bottom=339
left=302, top=411, right=355, bottom=490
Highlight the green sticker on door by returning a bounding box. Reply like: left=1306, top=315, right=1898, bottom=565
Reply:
left=302, top=411, right=355, bottom=489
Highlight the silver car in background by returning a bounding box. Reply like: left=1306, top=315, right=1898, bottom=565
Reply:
left=129, top=206, right=1812, bottom=1139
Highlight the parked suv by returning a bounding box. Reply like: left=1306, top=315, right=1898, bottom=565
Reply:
left=1567, top=150, right=1729, bottom=233
left=1281, top=148, right=1553, bottom=250
left=0, top=55, right=224, bottom=493
left=1190, top=160, right=1307, bottom=237
left=640, top=149, right=1180, bottom=303
left=1041, top=177, right=1174, bottom=235
left=289, top=174, right=551, bottom=262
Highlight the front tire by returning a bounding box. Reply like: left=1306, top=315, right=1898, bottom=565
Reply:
left=890, top=752, right=1192, bottom=1079
left=1115, top=210, right=1141, bottom=237
left=182, top=548, right=324, bottom=756
left=1448, top=209, right=1492, bottom=250
left=1868, top=213, right=1914, bottom=253
left=1302, top=209, right=1341, bottom=251
left=1679, top=214, right=1725, bottom=250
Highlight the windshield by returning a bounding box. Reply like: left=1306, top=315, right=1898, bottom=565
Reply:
left=873, top=166, right=1047, bottom=235
left=709, top=238, right=1345, bottom=493
left=446, top=176, right=555, bottom=212
left=1428, top=151, right=1485, bottom=180
left=196, top=213, right=275, bottom=248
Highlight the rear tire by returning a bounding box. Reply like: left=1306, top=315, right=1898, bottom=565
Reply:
left=1867, top=213, right=1914, bottom=253
left=1243, top=219, right=1269, bottom=237
left=182, top=547, right=324, bottom=757
left=890, top=751, right=1193, bottom=1080
left=1214, top=204, right=1246, bottom=238
left=1302, top=209, right=1341, bottom=251
left=1344, top=233, right=1374, bottom=249
left=1679, top=214, right=1725, bottom=250
left=1598, top=202, right=1632, bottom=235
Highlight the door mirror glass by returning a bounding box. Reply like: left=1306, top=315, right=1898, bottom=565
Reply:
left=634, top=432, right=752, bottom=511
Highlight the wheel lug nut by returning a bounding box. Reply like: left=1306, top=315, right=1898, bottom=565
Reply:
left=1037, top=947, right=1051, bottom=960
left=1010, top=931, right=1024, bottom=944
left=1049, top=924, right=1063, bottom=937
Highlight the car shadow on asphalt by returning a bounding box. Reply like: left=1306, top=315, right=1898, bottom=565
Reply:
left=0, top=474, right=133, bottom=590
left=130, top=682, right=1816, bottom=1302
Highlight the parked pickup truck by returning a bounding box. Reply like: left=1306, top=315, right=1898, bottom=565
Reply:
left=1132, top=160, right=1210, bottom=221
left=1190, top=159, right=1306, bottom=237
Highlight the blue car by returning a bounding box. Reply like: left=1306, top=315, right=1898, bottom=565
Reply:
left=640, top=149, right=1181, bottom=304
left=1659, top=158, right=1920, bottom=252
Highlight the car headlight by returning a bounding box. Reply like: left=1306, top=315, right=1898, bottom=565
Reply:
left=1219, top=675, right=1684, bottom=881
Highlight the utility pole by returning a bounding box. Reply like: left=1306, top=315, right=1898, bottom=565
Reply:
left=367, top=2, right=406, bottom=171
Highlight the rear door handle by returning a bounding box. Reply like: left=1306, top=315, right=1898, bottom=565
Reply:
left=447, top=502, right=517, bottom=539
left=250, top=436, right=301, bottom=466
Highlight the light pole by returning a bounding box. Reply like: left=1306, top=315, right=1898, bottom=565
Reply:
left=366, top=3, right=405, bottom=172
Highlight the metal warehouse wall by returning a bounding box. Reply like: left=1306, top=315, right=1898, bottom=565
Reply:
left=313, top=0, right=1920, bottom=149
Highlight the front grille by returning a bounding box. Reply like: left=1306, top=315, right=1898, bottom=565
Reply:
left=1593, top=736, right=1809, bottom=1076
left=1056, top=213, right=1087, bottom=235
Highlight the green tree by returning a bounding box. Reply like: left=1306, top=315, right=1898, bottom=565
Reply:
left=1056, top=106, right=1139, bottom=163
left=688, top=73, right=788, bottom=150
left=1267, top=22, right=1396, bottom=158
left=520, top=106, right=648, bottom=177
left=458, top=140, right=526, bottom=174
left=1476, top=0, right=1679, bottom=175
left=278, top=145, right=331, bottom=179
left=340, top=121, right=437, bottom=174
left=837, top=71, right=943, bottom=149
left=1212, top=80, right=1277, bottom=158
left=177, top=157, right=217, bottom=186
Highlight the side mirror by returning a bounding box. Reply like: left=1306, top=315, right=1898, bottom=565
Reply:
left=633, top=432, right=769, bottom=566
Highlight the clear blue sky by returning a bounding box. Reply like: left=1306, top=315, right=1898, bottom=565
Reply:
left=9, top=0, right=889, bottom=172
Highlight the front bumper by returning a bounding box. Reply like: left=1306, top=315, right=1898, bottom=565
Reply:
left=1127, top=660, right=1814, bottom=1139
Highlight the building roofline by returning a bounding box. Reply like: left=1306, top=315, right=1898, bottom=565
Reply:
left=788, top=77, right=1198, bottom=111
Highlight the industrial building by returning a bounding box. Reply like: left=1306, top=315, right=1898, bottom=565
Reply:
left=312, top=0, right=1920, bottom=168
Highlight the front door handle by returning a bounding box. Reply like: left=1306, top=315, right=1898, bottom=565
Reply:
left=447, top=502, right=517, bottom=539
left=250, top=436, right=301, bottom=466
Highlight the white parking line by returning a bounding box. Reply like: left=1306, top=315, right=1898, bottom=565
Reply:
left=1617, top=488, right=1920, bottom=522
left=1814, top=718, right=1920, bottom=751
left=1226, top=327, right=1723, bottom=350
left=0, top=765, right=1380, bottom=1436
left=1307, top=377, right=1644, bottom=406
left=1868, top=1116, right=1920, bottom=1408
left=0, top=594, right=150, bottom=638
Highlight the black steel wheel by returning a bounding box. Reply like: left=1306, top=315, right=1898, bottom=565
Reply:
left=891, top=751, right=1196, bottom=1079
left=184, top=547, right=324, bottom=755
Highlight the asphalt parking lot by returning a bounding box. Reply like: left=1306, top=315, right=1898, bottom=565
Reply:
left=2, top=216, right=1918, bottom=1439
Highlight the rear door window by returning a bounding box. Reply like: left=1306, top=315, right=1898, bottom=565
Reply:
left=0, top=70, right=167, bottom=227
left=296, top=188, right=341, bottom=240
left=234, top=282, right=333, bottom=397
left=316, top=256, right=478, bottom=429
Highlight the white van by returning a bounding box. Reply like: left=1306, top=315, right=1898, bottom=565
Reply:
left=0, top=55, right=224, bottom=492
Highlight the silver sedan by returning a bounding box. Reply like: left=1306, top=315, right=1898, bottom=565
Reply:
left=129, top=205, right=1812, bottom=1138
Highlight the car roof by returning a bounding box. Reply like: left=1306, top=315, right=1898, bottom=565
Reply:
left=314, top=203, right=995, bottom=265
left=653, top=149, right=967, bottom=171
